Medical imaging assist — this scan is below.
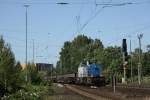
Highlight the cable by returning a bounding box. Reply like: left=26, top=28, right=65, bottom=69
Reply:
left=72, top=0, right=147, bottom=46
left=106, top=24, right=150, bottom=46
left=0, top=30, right=63, bottom=48
left=78, top=0, right=138, bottom=33
left=79, top=6, right=105, bottom=32
left=75, top=0, right=84, bottom=34
left=0, top=1, right=149, bottom=5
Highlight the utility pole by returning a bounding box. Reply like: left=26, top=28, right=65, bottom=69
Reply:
left=32, top=39, right=35, bottom=63
left=137, top=34, right=143, bottom=85
left=24, top=4, right=29, bottom=82
left=130, top=39, right=133, bottom=82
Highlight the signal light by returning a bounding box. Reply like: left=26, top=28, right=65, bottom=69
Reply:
left=122, top=39, right=127, bottom=52
left=122, top=39, right=128, bottom=62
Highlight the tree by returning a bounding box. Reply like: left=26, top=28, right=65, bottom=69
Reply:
left=24, top=63, right=43, bottom=85
left=0, top=36, right=23, bottom=96
left=102, top=46, right=122, bottom=69
left=101, top=46, right=123, bottom=82
left=142, top=45, right=150, bottom=76
left=56, top=34, right=104, bottom=74
left=146, top=45, right=150, bottom=52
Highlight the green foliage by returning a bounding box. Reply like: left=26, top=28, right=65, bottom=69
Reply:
left=102, top=46, right=123, bottom=82
left=0, top=36, right=54, bottom=99
left=0, top=36, right=24, bottom=96
left=24, top=63, right=44, bottom=85
left=1, top=84, right=51, bottom=100
left=56, top=34, right=150, bottom=85
left=142, top=51, right=150, bottom=76
left=56, top=34, right=104, bottom=74
left=102, top=46, right=122, bottom=68
left=56, top=34, right=125, bottom=82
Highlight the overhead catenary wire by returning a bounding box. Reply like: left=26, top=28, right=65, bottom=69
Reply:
left=0, top=0, right=150, bottom=64
left=32, top=0, right=150, bottom=39
left=1, top=35, right=62, bottom=50
left=106, top=24, right=150, bottom=46
left=0, top=1, right=149, bottom=5
left=78, top=6, right=105, bottom=33
left=77, top=0, right=138, bottom=34
left=75, top=0, right=84, bottom=34
left=0, top=0, right=148, bottom=39
left=73, top=0, right=111, bottom=38
left=0, top=29, right=63, bottom=47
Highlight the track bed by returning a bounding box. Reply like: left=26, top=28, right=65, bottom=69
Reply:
left=65, top=84, right=150, bottom=100
left=48, top=83, right=92, bottom=100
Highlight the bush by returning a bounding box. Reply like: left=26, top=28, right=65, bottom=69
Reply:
left=1, top=84, right=51, bottom=100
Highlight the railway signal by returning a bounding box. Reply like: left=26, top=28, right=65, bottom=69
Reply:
left=122, top=38, right=128, bottom=84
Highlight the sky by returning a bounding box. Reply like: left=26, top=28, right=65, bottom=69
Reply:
left=0, top=0, right=150, bottom=66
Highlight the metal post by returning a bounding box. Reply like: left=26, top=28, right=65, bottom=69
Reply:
left=130, top=39, right=133, bottom=82
left=33, top=39, right=35, bottom=63
left=61, top=59, right=64, bottom=74
left=123, top=52, right=126, bottom=84
left=123, top=67, right=126, bottom=83
left=60, top=58, right=63, bottom=75
left=113, top=74, right=116, bottom=93
left=4, top=73, right=6, bottom=91
left=70, top=57, right=72, bottom=73
left=51, top=64, right=53, bottom=80
left=137, top=34, right=143, bottom=85
left=122, top=39, right=127, bottom=84
left=138, top=63, right=141, bottom=85
left=24, top=5, right=29, bottom=82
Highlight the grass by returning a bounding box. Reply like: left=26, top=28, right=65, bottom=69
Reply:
left=127, top=76, right=150, bottom=86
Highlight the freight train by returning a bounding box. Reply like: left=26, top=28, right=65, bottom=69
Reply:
left=51, top=62, right=105, bottom=86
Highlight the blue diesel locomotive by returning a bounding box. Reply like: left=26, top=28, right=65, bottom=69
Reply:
left=77, top=63, right=105, bottom=86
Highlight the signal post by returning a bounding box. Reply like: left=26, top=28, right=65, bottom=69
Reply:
left=122, top=39, right=128, bottom=84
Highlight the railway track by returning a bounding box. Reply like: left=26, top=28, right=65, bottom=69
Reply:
left=51, top=83, right=92, bottom=100
left=114, top=85, right=150, bottom=98
left=65, top=84, right=111, bottom=100
left=115, top=84, right=150, bottom=90
left=64, top=84, right=150, bottom=100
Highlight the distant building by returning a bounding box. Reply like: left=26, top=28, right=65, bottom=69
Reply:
left=21, top=64, right=26, bottom=69
left=36, top=63, right=53, bottom=71
left=21, top=63, right=36, bottom=70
